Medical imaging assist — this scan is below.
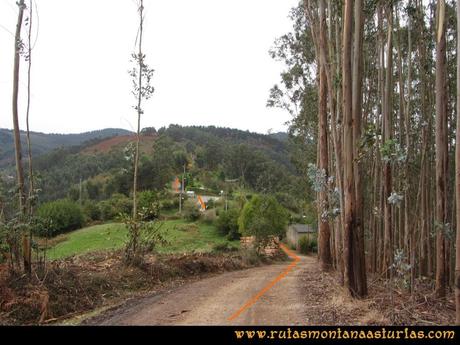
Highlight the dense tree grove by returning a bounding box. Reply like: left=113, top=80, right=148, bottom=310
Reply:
left=269, top=0, right=459, bottom=313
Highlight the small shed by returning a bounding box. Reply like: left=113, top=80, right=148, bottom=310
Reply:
left=286, top=224, right=316, bottom=250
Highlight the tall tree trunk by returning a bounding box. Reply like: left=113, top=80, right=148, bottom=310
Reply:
left=317, top=0, right=332, bottom=270
left=342, top=0, right=357, bottom=296
left=434, top=0, right=447, bottom=299
left=12, top=0, right=26, bottom=215
left=382, top=5, right=393, bottom=277
left=12, top=0, right=29, bottom=273
left=417, top=0, right=430, bottom=278
left=405, top=1, right=415, bottom=293
left=455, top=0, right=460, bottom=324
left=333, top=11, right=344, bottom=284
left=129, top=0, right=145, bottom=262
left=24, top=0, right=34, bottom=275
left=351, top=0, right=367, bottom=296
left=132, top=0, right=144, bottom=222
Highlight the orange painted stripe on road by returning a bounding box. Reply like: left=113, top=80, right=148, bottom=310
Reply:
left=227, top=243, right=301, bottom=322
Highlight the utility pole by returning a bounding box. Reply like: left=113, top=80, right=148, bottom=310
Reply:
left=79, top=176, right=82, bottom=206
left=179, top=164, right=185, bottom=213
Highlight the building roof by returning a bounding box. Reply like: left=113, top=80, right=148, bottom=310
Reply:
left=290, top=224, right=316, bottom=233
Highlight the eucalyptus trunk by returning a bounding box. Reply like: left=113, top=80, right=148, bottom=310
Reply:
left=434, top=0, right=447, bottom=299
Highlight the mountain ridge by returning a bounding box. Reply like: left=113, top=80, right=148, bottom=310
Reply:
left=0, top=128, right=133, bottom=168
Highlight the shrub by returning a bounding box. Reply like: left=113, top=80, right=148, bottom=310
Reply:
left=298, top=235, right=317, bottom=254
left=215, top=209, right=240, bottom=240
left=37, top=199, right=85, bottom=237
left=183, top=199, right=201, bottom=221
left=238, top=195, right=288, bottom=244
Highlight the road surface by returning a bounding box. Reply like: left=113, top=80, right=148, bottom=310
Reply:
left=96, top=254, right=313, bottom=325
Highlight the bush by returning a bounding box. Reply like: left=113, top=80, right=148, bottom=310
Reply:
left=183, top=199, right=201, bottom=221
left=215, top=209, right=240, bottom=240
left=298, top=235, right=317, bottom=254
left=37, top=199, right=85, bottom=237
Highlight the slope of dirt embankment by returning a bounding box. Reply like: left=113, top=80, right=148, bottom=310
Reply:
left=0, top=250, right=274, bottom=325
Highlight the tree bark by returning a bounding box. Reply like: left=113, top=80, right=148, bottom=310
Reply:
left=342, top=0, right=357, bottom=296
left=351, top=0, right=367, bottom=296
left=456, top=0, right=460, bottom=324
left=434, top=0, right=447, bottom=299
left=317, top=0, right=332, bottom=271
left=382, top=5, right=393, bottom=277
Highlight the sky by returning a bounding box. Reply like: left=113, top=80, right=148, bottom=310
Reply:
left=0, top=0, right=299, bottom=135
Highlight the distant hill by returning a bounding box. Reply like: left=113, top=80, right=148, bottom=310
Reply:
left=269, top=132, right=289, bottom=142
left=1, top=125, right=296, bottom=202
left=0, top=128, right=133, bottom=168
left=162, top=125, right=292, bottom=170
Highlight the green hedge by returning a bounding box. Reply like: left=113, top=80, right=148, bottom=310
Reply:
left=37, top=199, right=85, bottom=237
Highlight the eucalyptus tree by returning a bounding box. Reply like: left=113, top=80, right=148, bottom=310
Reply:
left=11, top=0, right=32, bottom=274
left=125, top=0, right=155, bottom=264
left=434, top=0, right=448, bottom=299
left=12, top=0, right=26, bottom=215
left=455, top=0, right=460, bottom=324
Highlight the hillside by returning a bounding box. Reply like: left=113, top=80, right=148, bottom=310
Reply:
left=0, top=128, right=132, bottom=168
left=0, top=125, right=299, bottom=204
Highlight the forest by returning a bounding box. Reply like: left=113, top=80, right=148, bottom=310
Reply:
left=0, top=0, right=460, bottom=329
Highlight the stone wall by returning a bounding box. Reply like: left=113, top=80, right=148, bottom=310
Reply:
left=240, top=236, right=281, bottom=257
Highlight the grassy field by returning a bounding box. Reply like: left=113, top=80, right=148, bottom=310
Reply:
left=45, top=219, right=239, bottom=260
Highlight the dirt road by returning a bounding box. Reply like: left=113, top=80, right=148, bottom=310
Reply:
left=95, top=254, right=313, bottom=325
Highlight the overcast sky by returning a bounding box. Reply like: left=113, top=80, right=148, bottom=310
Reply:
left=0, top=0, right=299, bottom=135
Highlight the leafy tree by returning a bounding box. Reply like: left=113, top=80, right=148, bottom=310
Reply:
left=238, top=195, right=288, bottom=246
